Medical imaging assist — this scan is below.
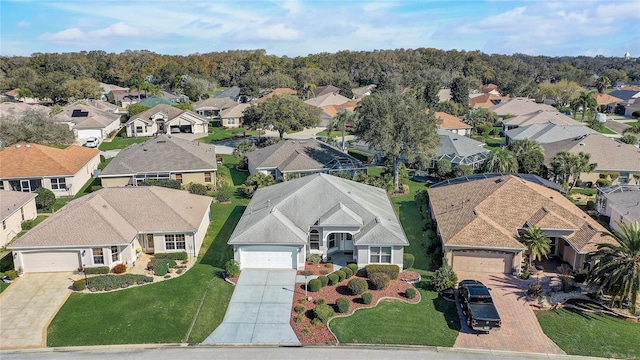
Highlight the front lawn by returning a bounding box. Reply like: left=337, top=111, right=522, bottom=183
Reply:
left=596, top=126, right=617, bottom=135
left=98, top=137, right=150, bottom=151
left=199, top=127, right=258, bottom=143
left=0, top=281, right=9, bottom=294
left=536, top=308, right=640, bottom=359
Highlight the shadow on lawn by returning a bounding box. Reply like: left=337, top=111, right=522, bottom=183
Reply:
left=433, top=295, right=461, bottom=331
left=199, top=205, right=246, bottom=268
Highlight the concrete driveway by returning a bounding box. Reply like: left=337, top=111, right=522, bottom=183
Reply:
left=453, top=271, right=563, bottom=354
left=203, top=269, right=299, bottom=344
left=0, top=272, right=78, bottom=349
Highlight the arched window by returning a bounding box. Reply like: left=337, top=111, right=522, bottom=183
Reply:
left=309, top=229, right=320, bottom=250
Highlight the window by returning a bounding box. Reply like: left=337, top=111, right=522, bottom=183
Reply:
left=50, top=177, right=67, bottom=190
left=328, top=233, right=336, bottom=248
left=165, top=234, right=186, bottom=250
left=0, top=181, right=4, bottom=190
left=309, top=230, right=320, bottom=250
left=370, top=247, right=392, bottom=263
left=111, top=246, right=119, bottom=262
left=2, top=221, right=6, bottom=230
left=136, top=126, right=143, bottom=133
left=227, top=118, right=236, bottom=125
left=93, top=248, right=104, bottom=264
left=175, top=173, right=183, bottom=184
left=204, top=172, right=212, bottom=182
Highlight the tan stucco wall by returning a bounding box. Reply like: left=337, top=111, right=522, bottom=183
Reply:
left=1, top=199, right=37, bottom=247
left=100, top=177, right=131, bottom=187
left=222, top=118, right=242, bottom=128
left=178, top=172, right=216, bottom=186
left=126, top=119, right=156, bottom=137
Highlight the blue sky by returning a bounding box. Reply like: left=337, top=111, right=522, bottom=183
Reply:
left=1, top=0, right=639, bottom=57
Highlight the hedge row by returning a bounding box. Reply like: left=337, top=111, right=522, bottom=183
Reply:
left=153, top=252, right=188, bottom=260
left=82, top=274, right=153, bottom=291
left=308, top=264, right=361, bottom=291
left=347, top=149, right=374, bottom=163
left=364, top=264, right=400, bottom=280
left=85, top=266, right=110, bottom=275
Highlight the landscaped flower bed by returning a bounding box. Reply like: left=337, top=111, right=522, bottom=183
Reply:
left=297, top=261, right=334, bottom=276
left=290, top=270, right=420, bottom=343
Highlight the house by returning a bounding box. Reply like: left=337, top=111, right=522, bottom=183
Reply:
left=125, top=104, right=208, bottom=137
left=228, top=173, right=409, bottom=270
left=314, top=85, right=341, bottom=98
left=541, top=134, right=640, bottom=185
left=499, top=110, right=582, bottom=132
left=8, top=187, right=212, bottom=273
left=594, top=93, right=623, bottom=113
left=219, top=103, right=250, bottom=128
left=138, top=96, right=175, bottom=108
left=305, top=92, right=351, bottom=108
left=595, top=185, right=640, bottom=233
left=194, top=97, right=239, bottom=119
left=0, top=144, right=100, bottom=197
left=428, top=174, right=618, bottom=274
left=99, top=135, right=217, bottom=187
left=0, top=191, right=37, bottom=247
left=505, top=123, right=596, bottom=145
left=214, top=86, right=241, bottom=101
left=319, top=101, right=359, bottom=127
left=0, top=102, right=50, bottom=117
left=434, top=130, right=489, bottom=170
left=99, top=83, right=127, bottom=101
left=351, top=85, right=376, bottom=100
left=107, top=89, right=142, bottom=107
left=253, top=88, right=297, bottom=104
left=469, top=93, right=510, bottom=108
left=490, top=98, right=557, bottom=118
left=481, top=84, right=500, bottom=95
left=53, top=104, right=121, bottom=140
left=435, top=112, right=472, bottom=136
left=246, top=139, right=366, bottom=182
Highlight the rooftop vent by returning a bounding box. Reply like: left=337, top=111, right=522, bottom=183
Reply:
left=579, top=143, right=585, bottom=146
left=495, top=177, right=505, bottom=183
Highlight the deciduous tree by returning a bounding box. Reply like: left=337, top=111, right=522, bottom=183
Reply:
left=242, top=95, right=321, bottom=139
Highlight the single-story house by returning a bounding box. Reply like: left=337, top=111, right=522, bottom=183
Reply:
left=314, top=85, right=341, bottom=98
left=504, top=123, right=596, bottom=145
left=435, top=112, right=472, bottom=136
left=228, top=173, right=409, bottom=270
left=305, top=92, right=351, bottom=108
left=0, top=144, right=100, bottom=197
left=542, top=134, right=640, bottom=185
left=351, top=85, right=376, bottom=100
left=246, top=139, right=367, bottom=182
left=489, top=98, right=557, bottom=118
left=428, top=174, right=617, bottom=274
left=193, top=97, right=239, bottom=119
left=219, top=103, right=250, bottom=128
left=499, top=110, right=581, bottom=132
left=53, top=104, right=121, bottom=140
left=8, top=186, right=212, bottom=273
left=214, top=86, right=241, bottom=101
left=596, top=185, right=640, bottom=233
left=319, top=101, right=359, bottom=127
left=252, top=88, right=297, bottom=104
left=433, top=130, right=489, bottom=170
left=99, top=134, right=217, bottom=187
left=0, top=191, right=37, bottom=247
left=469, top=93, right=509, bottom=108
left=125, top=104, right=208, bottom=137
left=594, top=93, right=623, bottom=113
left=107, top=89, right=142, bottom=107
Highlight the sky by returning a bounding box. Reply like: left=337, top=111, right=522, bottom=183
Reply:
left=1, top=0, right=639, bottom=58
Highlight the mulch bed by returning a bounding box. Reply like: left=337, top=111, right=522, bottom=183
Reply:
left=290, top=270, right=420, bottom=344
left=296, top=262, right=335, bottom=276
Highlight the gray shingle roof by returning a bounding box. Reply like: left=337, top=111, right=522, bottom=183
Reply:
left=228, top=173, right=408, bottom=247
left=490, top=98, right=557, bottom=116
left=541, top=134, right=640, bottom=172
left=126, top=104, right=186, bottom=126
left=9, top=187, right=212, bottom=248
left=505, top=123, right=596, bottom=144
left=54, top=104, right=120, bottom=129
left=0, top=190, right=37, bottom=222
left=437, top=130, right=488, bottom=158
left=603, top=190, right=640, bottom=224
left=100, top=135, right=217, bottom=176
left=501, top=110, right=581, bottom=127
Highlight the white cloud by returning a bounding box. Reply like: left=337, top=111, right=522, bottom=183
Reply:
left=362, top=1, right=399, bottom=13
left=273, top=0, right=302, bottom=14
left=236, top=23, right=300, bottom=41
left=17, top=21, right=29, bottom=28
left=38, top=22, right=146, bottom=44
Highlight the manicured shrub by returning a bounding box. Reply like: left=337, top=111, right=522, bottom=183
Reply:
left=308, top=279, right=322, bottom=292
left=111, top=264, right=126, bottom=274
left=188, top=183, right=208, bottom=195
left=85, top=266, right=109, bottom=275
left=369, top=272, right=390, bottom=290
left=340, top=267, right=353, bottom=279
left=35, top=187, right=55, bottom=211
left=335, top=297, right=350, bottom=313
left=306, top=253, right=322, bottom=265
left=335, top=270, right=346, bottom=282
left=294, top=305, right=305, bottom=314
left=310, top=318, right=321, bottom=326
left=154, top=252, right=188, bottom=260
left=224, top=259, right=240, bottom=277
left=347, top=263, right=359, bottom=273
left=596, top=178, right=611, bottom=187
left=314, top=298, right=326, bottom=305
left=86, top=274, right=152, bottom=291
left=433, top=259, right=458, bottom=293
left=320, top=269, right=329, bottom=275
left=327, top=273, right=339, bottom=285
left=72, top=279, right=86, bottom=291
left=347, top=278, right=368, bottom=295
left=406, top=287, right=417, bottom=299
left=4, top=270, right=18, bottom=280
left=313, top=304, right=335, bottom=323
left=293, top=316, right=303, bottom=323
left=403, top=253, right=415, bottom=269
left=216, top=186, right=234, bottom=203
left=361, top=292, right=373, bottom=305
left=151, top=258, right=177, bottom=276
left=317, top=275, right=329, bottom=287
left=365, top=264, right=400, bottom=280
left=140, top=179, right=181, bottom=189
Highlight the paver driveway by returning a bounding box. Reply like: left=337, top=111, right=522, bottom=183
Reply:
left=203, top=269, right=299, bottom=344
left=0, top=272, right=77, bottom=349
left=454, top=271, right=564, bottom=354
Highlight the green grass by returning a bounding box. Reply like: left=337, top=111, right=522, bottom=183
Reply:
left=367, top=166, right=383, bottom=177
left=596, top=126, right=616, bottom=135
left=473, top=135, right=505, bottom=149
left=199, top=127, right=258, bottom=143
left=316, top=130, right=343, bottom=137
left=536, top=308, right=640, bottom=359
left=98, top=137, right=150, bottom=151
left=570, top=188, right=596, bottom=196
left=0, top=281, right=9, bottom=294
left=330, top=282, right=459, bottom=346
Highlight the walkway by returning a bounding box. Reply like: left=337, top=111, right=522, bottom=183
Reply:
left=203, top=269, right=299, bottom=345
left=0, top=272, right=79, bottom=349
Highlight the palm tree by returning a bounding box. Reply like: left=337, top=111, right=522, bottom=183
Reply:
left=482, top=148, right=517, bottom=173
left=549, top=151, right=597, bottom=191
left=302, top=82, right=317, bottom=100
left=624, top=124, right=640, bottom=134
left=578, top=91, right=597, bottom=123
left=595, top=76, right=611, bottom=94
left=333, top=110, right=356, bottom=151
left=233, top=139, right=256, bottom=169
left=587, top=221, right=640, bottom=315
left=519, top=225, right=551, bottom=268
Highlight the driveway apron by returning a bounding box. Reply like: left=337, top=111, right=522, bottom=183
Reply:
left=0, top=272, right=77, bottom=349
left=203, top=269, right=299, bottom=344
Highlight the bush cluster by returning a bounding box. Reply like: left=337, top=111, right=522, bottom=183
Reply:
left=187, top=183, right=208, bottom=195
left=317, top=275, right=329, bottom=287
left=85, top=274, right=153, bottom=291
left=308, top=279, right=322, bottom=292
left=327, top=273, right=339, bottom=285
left=369, top=272, right=390, bottom=290
left=365, top=264, right=399, bottom=280
left=85, top=266, right=110, bottom=275
left=150, top=258, right=177, bottom=276
left=335, top=270, right=346, bottom=282
left=403, top=253, right=415, bottom=269
left=361, top=292, right=373, bottom=305
left=347, top=263, right=359, bottom=274
left=111, top=264, right=127, bottom=274
left=340, top=267, right=353, bottom=279
left=347, top=278, right=368, bottom=295
left=216, top=186, right=234, bottom=203
left=406, top=287, right=417, bottom=299
left=154, top=252, right=188, bottom=260
left=72, top=279, right=86, bottom=291
left=313, top=304, right=335, bottom=323
left=224, top=259, right=240, bottom=277
left=335, top=297, right=350, bottom=313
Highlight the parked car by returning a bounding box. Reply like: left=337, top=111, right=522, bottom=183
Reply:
left=458, top=280, right=502, bottom=333
left=84, top=137, right=99, bottom=148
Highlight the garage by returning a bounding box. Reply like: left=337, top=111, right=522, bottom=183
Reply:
left=21, top=251, right=81, bottom=273
left=238, top=246, right=298, bottom=269
left=169, top=125, right=193, bottom=134
left=77, top=129, right=103, bottom=139
left=451, top=251, right=513, bottom=273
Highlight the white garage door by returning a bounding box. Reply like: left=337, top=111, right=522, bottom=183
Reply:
left=239, top=246, right=297, bottom=269
left=22, top=251, right=81, bottom=273
left=78, top=129, right=103, bottom=139
left=452, top=251, right=513, bottom=273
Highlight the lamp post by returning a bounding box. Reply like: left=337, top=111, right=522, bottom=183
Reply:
left=83, top=264, right=88, bottom=286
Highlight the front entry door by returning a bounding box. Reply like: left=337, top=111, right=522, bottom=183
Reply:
left=341, top=234, right=354, bottom=253
left=157, top=120, right=166, bottom=133
left=142, top=234, right=155, bottom=253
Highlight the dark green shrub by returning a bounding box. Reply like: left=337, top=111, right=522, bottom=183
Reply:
left=327, top=273, right=339, bottom=285
left=140, top=179, right=182, bottom=189
left=365, top=264, right=400, bottom=280
left=317, top=275, right=329, bottom=287
left=347, top=149, right=374, bottom=163
left=336, top=297, right=350, bottom=313
left=310, top=318, right=321, bottom=326
left=35, top=187, right=55, bottom=211
left=406, top=287, right=417, bottom=299
left=294, top=305, right=305, bottom=314
left=111, top=264, right=126, bottom=274
left=335, top=270, right=346, bottom=282
left=293, top=316, right=303, bottom=323
left=369, top=272, right=390, bottom=290
left=403, top=253, right=415, bottom=269
left=596, top=178, right=611, bottom=187
left=21, top=219, right=38, bottom=231
left=573, top=268, right=588, bottom=283
left=340, top=267, right=353, bottom=279
left=361, top=292, right=373, bottom=305
left=308, top=279, right=322, bottom=292
left=433, top=259, right=458, bottom=292
left=224, top=259, right=240, bottom=277
left=154, top=252, right=188, bottom=260
left=314, top=298, right=326, bottom=305
left=347, top=278, right=368, bottom=295
left=72, top=279, right=86, bottom=291
left=188, top=183, right=208, bottom=195
left=5, top=270, right=18, bottom=280
left=520, top=266, right=530, bottom=280
left=85, top=266, right=109, bottom=275
left=216, top=185, right=234, bottom=203
left=90, top=185, right=103, bottom=192
left=87, top=274, right=152, bottom=291
left=313, top=304, right=335, bottom=323
left=347, top=263, right=359, bottom=273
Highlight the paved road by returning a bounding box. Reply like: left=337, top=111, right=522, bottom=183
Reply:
left=1, top=345, right=600, bottom=360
